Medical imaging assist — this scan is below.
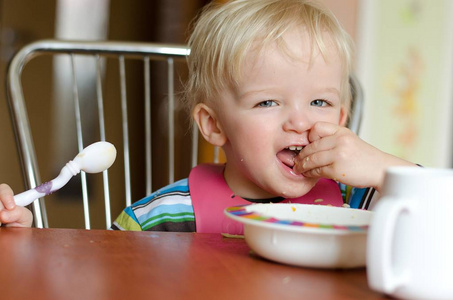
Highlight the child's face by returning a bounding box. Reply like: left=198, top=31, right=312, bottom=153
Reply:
left=214, top=29, right=347, bottom=199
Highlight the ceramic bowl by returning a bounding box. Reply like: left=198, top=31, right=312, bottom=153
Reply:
left=225, top=203, right=372, bottom=269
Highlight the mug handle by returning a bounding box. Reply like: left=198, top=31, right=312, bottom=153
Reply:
left=367, top=197, right=411, bottom=293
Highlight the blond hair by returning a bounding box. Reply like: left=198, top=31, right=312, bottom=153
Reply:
left=185, top=0, right=354, bottom=115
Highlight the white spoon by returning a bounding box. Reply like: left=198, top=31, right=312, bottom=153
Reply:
left=14, top=141, right=117, bottom=207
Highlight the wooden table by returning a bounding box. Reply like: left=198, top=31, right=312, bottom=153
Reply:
left=0, top=228, right=387, bottom=300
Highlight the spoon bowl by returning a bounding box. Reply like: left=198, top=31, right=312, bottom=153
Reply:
left=14, top=141, right=117, bottom=207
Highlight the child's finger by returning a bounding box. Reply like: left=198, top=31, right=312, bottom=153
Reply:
left=0, top=184, right=16, bottom=210
left=294, top=150, right=334, bottom=176
left=302, top=167, right=325, bottom=178
left=308, top=122, right=341, bottom=143
left=0, top=209, right=11, bottom=223
left=300, top=134, right=336, bottom=159
left=0, top=206, right=33, bottom=227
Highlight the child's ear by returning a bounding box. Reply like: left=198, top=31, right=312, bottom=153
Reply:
left=192, top=103, right=227, bottom=147
left=339, top=106, right=348, bottom=127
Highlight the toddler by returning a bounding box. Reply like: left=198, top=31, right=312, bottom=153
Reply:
left=0, top=0, right=415, bottom=231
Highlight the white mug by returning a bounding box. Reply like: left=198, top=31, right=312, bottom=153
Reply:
left=367, top=166, right=453, bottom=300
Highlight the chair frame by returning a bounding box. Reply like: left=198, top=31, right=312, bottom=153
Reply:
left=7, top=40, right=193, bottom=229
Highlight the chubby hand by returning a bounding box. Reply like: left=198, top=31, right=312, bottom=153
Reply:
left=0, top=184, right=33, bottom=227
left=293, top=122, right=415, bottom=192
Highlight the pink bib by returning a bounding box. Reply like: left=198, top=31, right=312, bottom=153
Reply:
left=189, top=163, right=343, bottom=234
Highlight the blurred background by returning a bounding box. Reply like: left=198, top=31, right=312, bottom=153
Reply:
left=1, top=0, right=452, bottom=228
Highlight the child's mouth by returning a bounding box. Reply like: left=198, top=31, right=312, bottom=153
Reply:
left=277, top=146, right=303, bottom=169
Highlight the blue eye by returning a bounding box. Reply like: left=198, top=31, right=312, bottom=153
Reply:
left=311, top=99, right=329, bottom=107
left=257, top=100, right=278, bottom=107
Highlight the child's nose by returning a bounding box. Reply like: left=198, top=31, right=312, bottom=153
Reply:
left=282, top=108, right=312, bottom=133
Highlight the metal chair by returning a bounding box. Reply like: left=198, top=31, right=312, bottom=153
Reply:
left=6, top=39, right=364, bottom=229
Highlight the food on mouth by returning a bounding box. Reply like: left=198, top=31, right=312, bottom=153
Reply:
left=277, top=146, right=304, bottom=169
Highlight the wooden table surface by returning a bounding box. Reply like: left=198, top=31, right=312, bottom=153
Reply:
left=0, top=228, right=388, bottom=300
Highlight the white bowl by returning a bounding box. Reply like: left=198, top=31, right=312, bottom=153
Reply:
left=224, top=203, right=372, bottom=269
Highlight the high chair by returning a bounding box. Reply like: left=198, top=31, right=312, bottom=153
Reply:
left=6, top=39, right=363, bottom=229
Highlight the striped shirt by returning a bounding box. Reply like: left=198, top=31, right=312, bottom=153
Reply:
left=111, top=178, right=377, bottom=232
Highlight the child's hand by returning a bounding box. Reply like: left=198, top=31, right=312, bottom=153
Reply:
left=293, top=122, right=415, bottom=192
left=0, top=184, right=33, bottom=228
